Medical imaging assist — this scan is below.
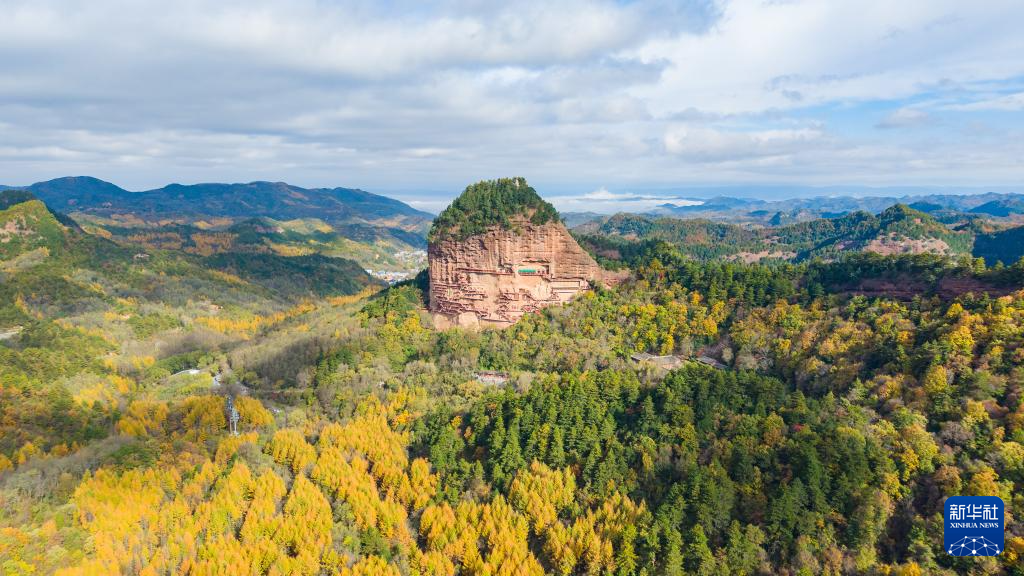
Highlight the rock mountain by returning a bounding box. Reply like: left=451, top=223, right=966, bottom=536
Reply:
left=428, top=178, right=625, bottom=329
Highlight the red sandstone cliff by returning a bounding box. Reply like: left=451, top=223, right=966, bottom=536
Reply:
left=429, top=217, right=626, bottom=329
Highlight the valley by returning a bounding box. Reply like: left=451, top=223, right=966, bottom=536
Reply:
left=2, top=179, right=1024, bottom=575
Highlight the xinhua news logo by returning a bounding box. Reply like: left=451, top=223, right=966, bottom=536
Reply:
left=944, top=496, right=1004, bottom=557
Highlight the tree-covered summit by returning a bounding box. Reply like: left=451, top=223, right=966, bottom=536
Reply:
left=428, top=177, right=559, bottom=242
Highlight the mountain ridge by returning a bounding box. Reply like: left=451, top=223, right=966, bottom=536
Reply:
left=574, top=203, right=981, bottom=263
left=5, top=176, right=434, bottom=234
left=0, top=189, right=381, bottom=301
left=645, top=191, right=1024, bottom=223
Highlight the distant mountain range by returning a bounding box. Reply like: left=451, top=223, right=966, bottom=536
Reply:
left=3, top=176, right=434, bottom=234
left=0, top=189, right=380, bottom=300
left=574, top=203, right=1024, bottom=266
left=641, top=191, right=1024, bottom=224
left=10, top=177, right=1024, bottom=271
left=1, top=176, right=435, bottom=273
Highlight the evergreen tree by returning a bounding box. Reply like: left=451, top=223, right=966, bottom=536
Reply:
left=686, top=525, right=717, bottom=576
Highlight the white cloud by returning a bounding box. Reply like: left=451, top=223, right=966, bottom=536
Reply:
left=1, top=0, right=1023, bottom=198
left=876, top=107, right=931, bottom=129
left=402, top=148, right=452, bottom=159
left=631, top=0, right=1024, bottom=115
left=181, top=1, right=646, bottom=77
left=549, top=187, right=703, bottom=214
left=946, top=92, right=1024, bottom=111
left=663, top=126, right=826, bottom=161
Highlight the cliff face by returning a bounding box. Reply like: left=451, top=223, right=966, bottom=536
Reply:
left=429, top=217, right=625, bottom=328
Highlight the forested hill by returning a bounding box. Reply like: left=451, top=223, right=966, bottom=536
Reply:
left=9, top=176, right=433, bottom=234
left=576, top=203, right=985, bottom=263
left=428, top=177, right=559, bottom=242
left=803, top=204, right=974, bottom=258
left=0, top=193, right=71, bottom=260
left=0, top=189, right=39, bottom=210
left=0, top=191, right=381, bottom=306
left=975, top=226, right=1024, bottom=267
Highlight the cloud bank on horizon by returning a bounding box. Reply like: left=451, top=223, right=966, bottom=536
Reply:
left=2, top=0, right=1023, bottom=208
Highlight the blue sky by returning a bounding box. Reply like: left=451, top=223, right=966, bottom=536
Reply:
left=1, top=0, right=1023, bottom=213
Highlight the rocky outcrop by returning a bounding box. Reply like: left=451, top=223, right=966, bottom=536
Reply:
left=429, top=217, right=626, bottom=329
